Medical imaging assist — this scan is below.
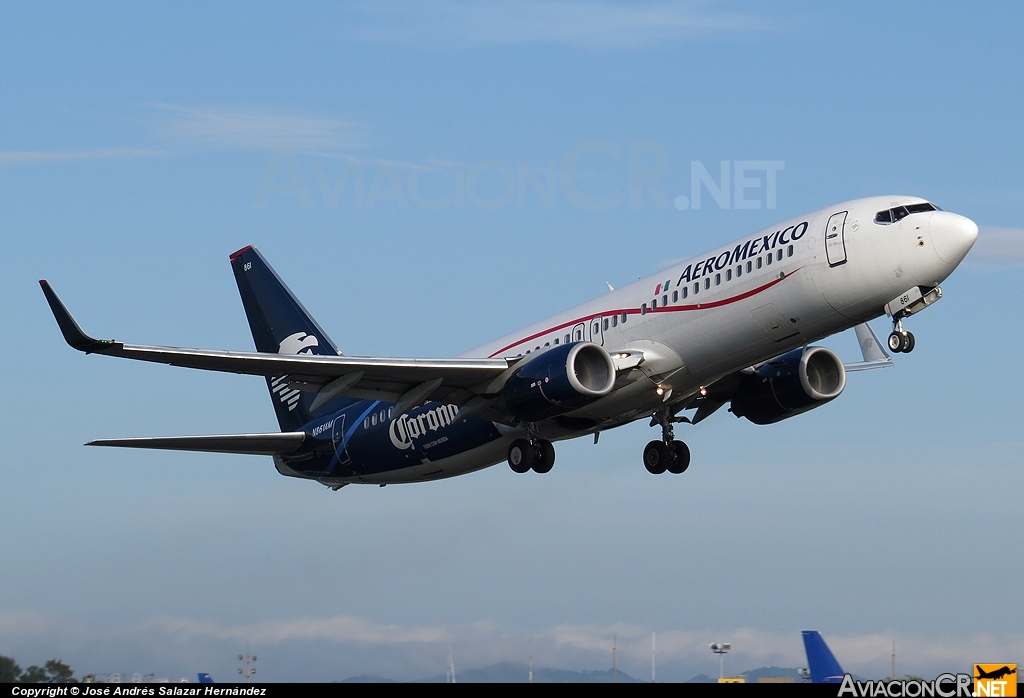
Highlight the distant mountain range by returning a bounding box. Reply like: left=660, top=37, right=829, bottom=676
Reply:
left=341, top=662, right=804, bottom=683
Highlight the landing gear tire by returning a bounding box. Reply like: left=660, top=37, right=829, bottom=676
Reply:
left=888, top=330, right=915, bottom=353
left=667, top=440, right=690, bottom=474
left=532, top=440, right=555, bottom=473
left=644, top=440, right=669, bottom=474
left=888, top=331, right=905, bottom=353
left=508, top=439, right=533, bottom=473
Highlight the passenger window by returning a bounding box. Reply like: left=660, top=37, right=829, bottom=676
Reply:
left=693, top=283, right=699, bottom=294
left=662, top=294, right=668, bottom=306
left=641, top=303, right=647, bottom=315
left=682, top=286, right=688, bottom=299
left=554, top=338, right=559, bottom=344
left=776, top=249, right=782, bottom=261
left=544, top=342, right=550, bottom=347
left=611, top=315, right=617, bottom=327
left=672, top=290, right=678, bottom=302
left=388, top=407, right=394, bottom=418
left=766, top=254, right=773, bottom=265
left=652, top=299, right=657, bottom=309
left=727, top=269, right=732, bottom=281
left=704, top=278, right=710, bottom=290
left=746, top=261, right=752, bottom=273
left=603, top=318, right=608, bottom=331
left=363, top=418, right=369, bottom=429
left=788, top=244, right=793, bottom=257
left=565, top=334, right=570, bottom=343
left=621, top=312, right=627, bottom=323
left=715, top=273, right=721, bottom=285
left=371, top=414, right=377, bottom=426
left=756, top=258, right=762, bottom=269
left=736, top=265, right=742, bottom=277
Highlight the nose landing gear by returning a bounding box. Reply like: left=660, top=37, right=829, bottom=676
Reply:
left=644, top=408, right=690, bottom=474
left=888, top=318, right=916, bottom=353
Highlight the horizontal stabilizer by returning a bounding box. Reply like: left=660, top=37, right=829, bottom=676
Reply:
left=87, top=433, right=306, bottom=455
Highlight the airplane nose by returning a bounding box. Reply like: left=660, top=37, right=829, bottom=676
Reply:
left=929, top=211, right=978, bottom=265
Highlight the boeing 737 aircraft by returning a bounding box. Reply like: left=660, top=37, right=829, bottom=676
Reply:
left=41, top=195, right=977, bottom=488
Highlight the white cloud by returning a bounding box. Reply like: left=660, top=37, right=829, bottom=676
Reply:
left=138, top=614, right=459, bottom=645
left=351, top=1, right=770, bottom=49
left=0, top=148, right=166, bottom=165
left=970, top=227, right=1024, bottom=267
left=153, top=105, right=361, bottom=153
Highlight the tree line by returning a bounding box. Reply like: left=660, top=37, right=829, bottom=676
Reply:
left=0, top=656, right=75, bottom=683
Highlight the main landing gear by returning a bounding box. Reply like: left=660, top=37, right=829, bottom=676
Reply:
left=508, top=425, right=555, bottom=474
left=644, top=408, right=690, bottom=475
left=888, top=317, right=916, bottom=354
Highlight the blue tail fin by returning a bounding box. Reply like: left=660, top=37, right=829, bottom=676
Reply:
left=802, top=631, right=845, bottom=683
left=230, top=246, right=340, bottom=432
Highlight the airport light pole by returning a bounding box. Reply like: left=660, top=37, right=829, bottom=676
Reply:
left=710, top=643, right=731, bottom=680
left=237, top=647, right=257, bottom=683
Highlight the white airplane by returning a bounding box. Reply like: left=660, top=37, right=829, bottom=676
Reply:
left=40, top=195, right=977, bottom=488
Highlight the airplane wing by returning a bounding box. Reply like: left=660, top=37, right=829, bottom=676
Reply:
left=681, top=323, right=893, bottom=424
left=40, top=280, right=513, bottom=412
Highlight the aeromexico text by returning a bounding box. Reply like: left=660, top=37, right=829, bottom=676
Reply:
left=674, top=221, right=808, bottom=285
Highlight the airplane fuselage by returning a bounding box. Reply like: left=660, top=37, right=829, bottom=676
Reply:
left=276, top=195, right=977, bottom=486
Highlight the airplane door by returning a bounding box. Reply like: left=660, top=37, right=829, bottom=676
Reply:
left=331, top=414, right=353, bottom=467
left=590, top=317, right=604, bottom=346
left=825, top=211, right=848, bottom=267
left=571, top=323, right=586, bottom=342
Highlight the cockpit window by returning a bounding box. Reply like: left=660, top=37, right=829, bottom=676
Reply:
left=874, top=202, right=938, bottom=225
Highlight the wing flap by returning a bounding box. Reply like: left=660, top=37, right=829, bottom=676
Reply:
left=87, top=433, right=307, bottom=455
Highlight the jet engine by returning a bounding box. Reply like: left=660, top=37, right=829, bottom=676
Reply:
left=503, top=342, right=616, bottom=421
left=730, top=346, right=846, bottom=425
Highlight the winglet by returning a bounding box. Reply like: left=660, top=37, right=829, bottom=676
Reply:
left=39, top=280, right=110, bottom=352
left=844, top=322, right=895, bottom=372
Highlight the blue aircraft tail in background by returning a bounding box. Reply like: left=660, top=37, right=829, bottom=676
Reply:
left=197, top=673, right=213, bottom=683
left=802, top=630, right=845, bottom=683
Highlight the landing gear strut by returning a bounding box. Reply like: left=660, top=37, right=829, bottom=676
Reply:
left=508, top=425, right=555, bottom=474
left=888, top=317, right=916, bottom=354
left=644, top=408, right=690, bottom=474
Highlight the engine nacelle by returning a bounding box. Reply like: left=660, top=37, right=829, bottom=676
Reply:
left=730, top=346, right=846, bottom=425
left=503, top=342, right=616, bottom=421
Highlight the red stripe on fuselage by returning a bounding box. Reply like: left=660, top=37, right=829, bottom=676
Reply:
left=487, top=268, right=801, bottom=358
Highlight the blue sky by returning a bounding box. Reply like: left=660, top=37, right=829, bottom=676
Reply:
left=1, top=1, right=1022, bottom=682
